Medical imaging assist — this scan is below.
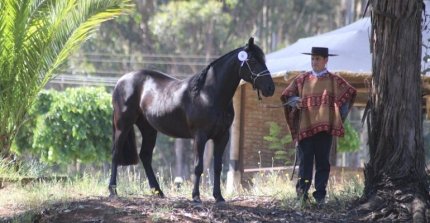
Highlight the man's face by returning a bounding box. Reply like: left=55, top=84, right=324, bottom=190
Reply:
left=311, top=55, right=328, bottom=72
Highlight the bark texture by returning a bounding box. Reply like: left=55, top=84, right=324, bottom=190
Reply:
left=358, top=0, right=429, bottom=222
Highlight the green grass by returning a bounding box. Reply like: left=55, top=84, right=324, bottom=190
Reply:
left=0, top=159, right=364, bottom=222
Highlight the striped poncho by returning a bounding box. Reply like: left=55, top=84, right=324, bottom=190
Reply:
left=281, top=71, right=357, bottom=141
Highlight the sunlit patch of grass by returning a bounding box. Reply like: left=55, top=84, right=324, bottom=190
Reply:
left=113, top=167, right=208, bottom=199
left=241, top=170, right=296, bottom=198
left=327, top=173, right=363, bottom=209
left=229, top=165, right=364, bottom=211
left=0, top=174, right=106, bottom=212
left=0, top=159, right=21, bottom=179
left=150, top=204, right=174, bottom=222
left=0, top=158, right=51, bottom=178
left=0, top=157, right=365, bottom=221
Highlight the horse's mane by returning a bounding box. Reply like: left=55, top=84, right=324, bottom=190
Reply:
left=189, top=42, right=266, bottom=99
left=189, top=48, right=239, bottom=98
left=190, top=65, right=211, bottom=97
left=189, top=43, right=265, bottom=98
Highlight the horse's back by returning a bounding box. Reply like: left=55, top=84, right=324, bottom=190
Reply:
left=115, top=69, right=177, bottom=87
left=114, top=69, right=178, bottom=96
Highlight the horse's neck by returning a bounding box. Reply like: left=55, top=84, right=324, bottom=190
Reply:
left=205, top=62, right=241, bottom=108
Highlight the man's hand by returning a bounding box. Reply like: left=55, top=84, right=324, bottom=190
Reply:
left=293, top=98, right=302, bottom=110
left=281, top=96, right=302, bottom=110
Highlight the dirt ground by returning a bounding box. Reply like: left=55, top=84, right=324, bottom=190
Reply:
left=0, top=167, right=366, bottom=222
left=0, top=195, right=364, bottom=223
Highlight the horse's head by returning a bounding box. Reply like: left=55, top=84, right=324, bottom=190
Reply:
left=238, top=37, right=275, bottom=97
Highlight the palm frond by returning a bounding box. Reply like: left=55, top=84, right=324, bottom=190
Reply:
left=0, top=0, right=133, bottom=154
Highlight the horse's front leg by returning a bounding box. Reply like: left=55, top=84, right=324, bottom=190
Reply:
left=192, top=133, right=208, bottom=203
left=108, top=158, right=118, bottom=197
left=213, top=133, right=229, bottom=203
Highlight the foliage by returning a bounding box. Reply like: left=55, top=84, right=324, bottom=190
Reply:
left=12, top=88, right=112, bottom=166
left=0, top=0, right=132, bottom=156
left=12, top=91, right=55, bottom=155
left=263, top=122, right=293, bottom=165
left=68, top=6, right=144, bottom=75
left=68, top=0, right=351, bottom=77
left=149, top=0, right=235, bottom=55
left=12, top=86, right=183, bottom=174
left=0, top=158, right=50, bottom=178
left=337, top=120, right=360, bottom=153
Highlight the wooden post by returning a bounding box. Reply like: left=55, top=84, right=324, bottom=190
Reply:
left=226, top=86, right=243, bottom=194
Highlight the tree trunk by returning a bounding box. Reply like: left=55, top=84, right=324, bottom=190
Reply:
left=357, top=0, right=429, bottom=221
left=0, top=134, right=11, bottom=158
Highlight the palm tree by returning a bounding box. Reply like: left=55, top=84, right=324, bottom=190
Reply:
left=0, top=0, right=132, bottom=156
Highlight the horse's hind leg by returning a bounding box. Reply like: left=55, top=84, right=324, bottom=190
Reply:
left=109, top=125, right=134, bottom=197
left=109, top=111, right=139, bottom=197
left=109, top=145, right=118, bottom=197
left=136, top=117, right=164, bottom=197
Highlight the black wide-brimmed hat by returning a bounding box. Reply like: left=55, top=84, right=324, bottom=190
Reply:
left=302, top=47, right=338, bottom=57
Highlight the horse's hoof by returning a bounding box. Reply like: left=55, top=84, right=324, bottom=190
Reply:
left=151, top=188, right=165, bottom=198
left=109, top=193, right=118, bottom=199
left=192, top=196, right=202, bottom=203
left=158, top=192, right=165, bottom=198
left=215, top=200, right=226, bottom=206
left=215, top=197, right=225, bottom=203
left=108, top=185, right=118, bottom=197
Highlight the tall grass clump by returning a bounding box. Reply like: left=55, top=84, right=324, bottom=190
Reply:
left=327, top=173, right=364, bottom=208
left=0, top=159, right=20, bottom=178
left=245, top=170, right=296, bottom=199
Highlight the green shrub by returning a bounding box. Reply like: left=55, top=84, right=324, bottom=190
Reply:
left=263, top=122, right=293, bottom=165
left=337, top=120, right=360, bottom=153
left=12, top=87, right=112, bottom=166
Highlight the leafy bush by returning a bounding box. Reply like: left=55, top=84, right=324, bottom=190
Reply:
left=337, top=120, right=360, bottom=153
left=12, top=87, right=112, bottom=166
left=12, top=91, right=55, bottom=156
left=263, top=122, right=293, bottom=165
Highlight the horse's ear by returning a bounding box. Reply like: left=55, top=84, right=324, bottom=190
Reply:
left=248, top=37, right=254, bottom=46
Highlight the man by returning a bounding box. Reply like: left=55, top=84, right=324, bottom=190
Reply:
left=280, top=47, right=356, bottom=204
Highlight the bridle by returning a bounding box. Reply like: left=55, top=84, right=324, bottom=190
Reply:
left=238, top=51, right=271, bottom=100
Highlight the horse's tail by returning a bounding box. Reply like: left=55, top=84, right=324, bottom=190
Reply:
left=112, top=115, right=139, bottom=166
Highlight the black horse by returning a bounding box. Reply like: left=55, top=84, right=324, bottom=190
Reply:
left=109, top=37, right=275, bottom=203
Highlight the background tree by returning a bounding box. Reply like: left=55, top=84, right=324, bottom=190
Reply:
left=0, top=0, right=132, bottom=157
left=359, top=0, right=429, bottom=221
left=66, top=0, right=360, bottom=78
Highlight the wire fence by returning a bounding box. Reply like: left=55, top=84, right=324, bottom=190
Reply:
left=49, top=53, right=219, bottom=89
left=49, top=74, right=118, bottom=87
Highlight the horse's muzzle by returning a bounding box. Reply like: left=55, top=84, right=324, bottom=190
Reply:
left=261, top=83, right=275, bottom=97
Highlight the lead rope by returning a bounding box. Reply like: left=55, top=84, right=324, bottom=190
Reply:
left=286, top=74, right=306, bottom=181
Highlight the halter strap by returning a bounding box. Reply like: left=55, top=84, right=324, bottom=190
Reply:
left=239, top=59, right=270, bottom=100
